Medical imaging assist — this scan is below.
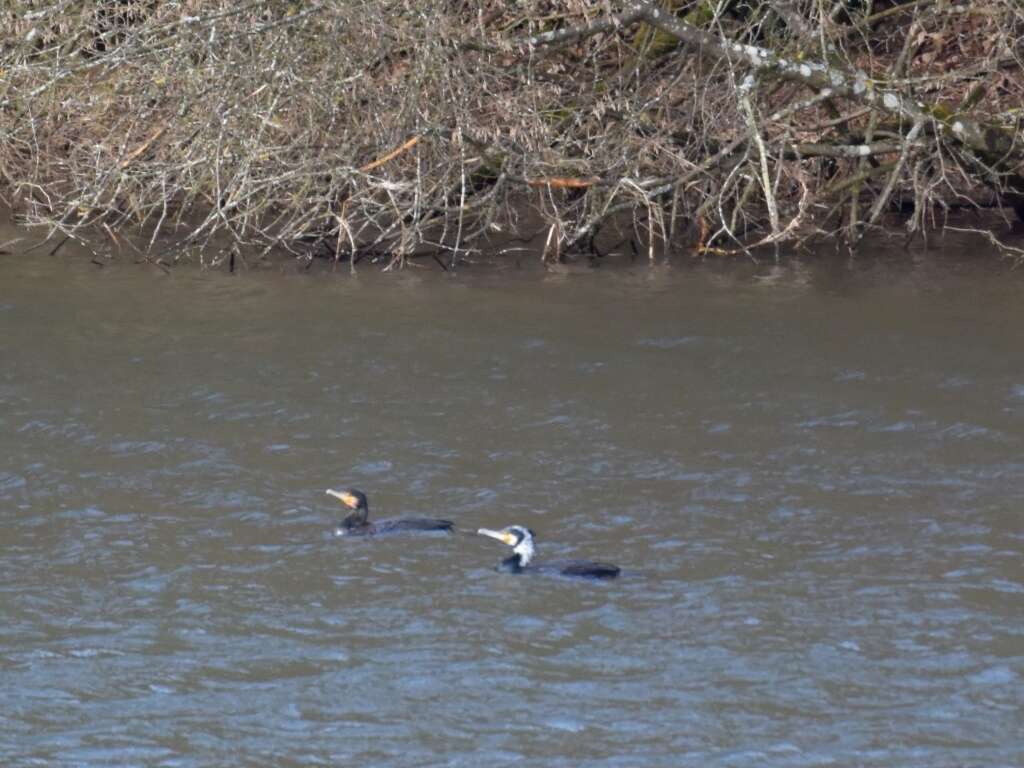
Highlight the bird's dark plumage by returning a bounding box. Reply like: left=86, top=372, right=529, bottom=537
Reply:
left=477, top=525, right=620, bottom=579
left=326, top=488, right=453, bottom=537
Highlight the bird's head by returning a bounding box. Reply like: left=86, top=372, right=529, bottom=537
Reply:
left=325, top=488, right=368, bottom=511
left=477, top=525, right=536, bottom=565
left=326, top=488, right=369, bottom=533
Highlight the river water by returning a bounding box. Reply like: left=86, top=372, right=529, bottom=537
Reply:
left=1, top=238, right=1022, bottom=767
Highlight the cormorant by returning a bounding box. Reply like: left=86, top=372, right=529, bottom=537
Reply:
left=326, top=488, right=454, bottom=536
left=477, top=525, right=620, bottom=579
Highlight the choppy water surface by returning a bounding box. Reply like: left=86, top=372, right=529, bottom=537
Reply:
left=1, top=243, right=1022, bottom=767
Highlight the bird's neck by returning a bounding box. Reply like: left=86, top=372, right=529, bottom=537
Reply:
left=500, top=553, right=525, bottom=573
left=514, top=540, right=535, bottom=566
left=340, top=508, right=369, bottom=529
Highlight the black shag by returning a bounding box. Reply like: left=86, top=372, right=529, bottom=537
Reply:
left=326, top=488, right=454, bottom=536
left=477, top=525, right=620, bottom=579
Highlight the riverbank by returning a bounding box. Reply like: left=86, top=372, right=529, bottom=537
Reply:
left=5, top=203, right=1023, bottom=277
left=4, top=2, right=1024, bottom=265
left=5, top=207, right=1023, bottom=285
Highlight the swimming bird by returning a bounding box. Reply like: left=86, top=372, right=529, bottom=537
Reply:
left=326, top=488, right=454, bottom=536
left=476, top=525, right=620, bottom=579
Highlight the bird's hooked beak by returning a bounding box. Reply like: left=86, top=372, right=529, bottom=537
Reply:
left=326, top=489, right=360, bottom=509
left=477, top=527, right=517, bottom=546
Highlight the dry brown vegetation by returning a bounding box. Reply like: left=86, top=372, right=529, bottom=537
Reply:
left=3, top=1, right=1024, bottom=267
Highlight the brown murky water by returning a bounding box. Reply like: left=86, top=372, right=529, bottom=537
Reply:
left=1, top=235, right=1023, bottom=767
